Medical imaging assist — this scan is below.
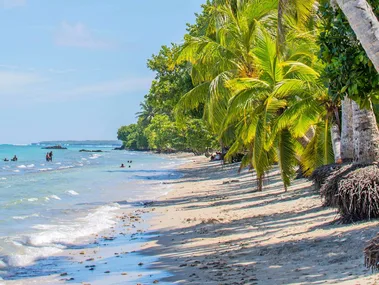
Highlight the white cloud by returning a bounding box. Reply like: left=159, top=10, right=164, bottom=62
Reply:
left=54, top=77, right=153, bottom=100
left=0, top=71, right=44, bottom=91
left=0, top=70, right=152, bottom=104
left=55, top=22, right=113, bottom=49
left=48, top=68, right=76, bottom=74
left=2, top=0, right=26, bottom=9
left=0, top=64, right=19, bottom=70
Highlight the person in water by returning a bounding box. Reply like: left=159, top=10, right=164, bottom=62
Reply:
left=120, top=163, right=125, bottom=168
left=11, top=155, right=17, bottom=161
left=49, top=151, right=53, bottom=162
left=46, top=152, right=50, bottom=162
left=3, top=158, right=8, bottom=162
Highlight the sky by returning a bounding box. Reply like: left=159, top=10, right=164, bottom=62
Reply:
left=0, top=0, right=205, bottom=144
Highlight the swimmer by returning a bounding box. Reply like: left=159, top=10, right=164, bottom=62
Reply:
left=120, top=163, right=125, bottom=168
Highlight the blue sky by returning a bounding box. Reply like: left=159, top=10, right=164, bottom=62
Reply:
left=0, top=0, right=205, bottom=144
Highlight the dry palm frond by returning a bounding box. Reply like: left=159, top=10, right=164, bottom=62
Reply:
left=364, top=233, right=379, bottom=271
left=336, top=165, right=379, bottom=223
left=310, top=163, right=344, bottom=190
left=319, top=164, right=356, bottom=207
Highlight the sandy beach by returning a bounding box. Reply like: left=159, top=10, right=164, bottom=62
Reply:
left=138, top=155, right=379, bottom=284
left=3, top=154, right=379, bottom=285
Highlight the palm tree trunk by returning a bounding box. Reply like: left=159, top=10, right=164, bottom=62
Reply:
left=257, top=174, right=264, bottom=192
left=335, top=0, right=379, bottom=73
left=277, top=0, right=287, bottom=56
left=341, top=98, right=354, bottom=161
left=331, top=122, right=342, bottom=163
left=352, top=100, right=379, bottom=164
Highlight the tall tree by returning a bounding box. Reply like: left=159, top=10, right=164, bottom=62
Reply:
left=334, top=0, right=379, bottom=73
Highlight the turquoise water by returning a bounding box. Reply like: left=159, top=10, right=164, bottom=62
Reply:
left=0, top=144, right=181, bottom=277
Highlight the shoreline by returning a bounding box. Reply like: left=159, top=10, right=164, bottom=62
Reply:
left=3, top=154, right=379, bottom=284
left=0, top=153, right=193, bottom=285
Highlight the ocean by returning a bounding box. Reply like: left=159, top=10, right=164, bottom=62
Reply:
left=0, top=143, right=182, bottom=281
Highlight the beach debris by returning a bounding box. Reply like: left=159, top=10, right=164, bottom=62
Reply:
left=79, top=251, right=85, bottom=255
left=179, top=263, right=187, bottom=267
left=320, top=164, right=357, bottom=207
left=60, top=277, right=75, bottom=281
left=365, top=235, right=379, bottom=270
left=86, top=258, right=95, bottom=261
left=85, top=265, right=96, bottom=268
left=60, top=272, right=68, bottom=276
left=222, top=179, right=240, bottom=184
left=201, top=218, right=220, bottom=224
left=153, top=280, right=159, bottom=284
left=103, top=236, right=116, bottom=241
left=336, top=165, right=379, bottom=223
left=310, top=163, right=344, bottom=190
left=121, top=272, right=128, bottom=275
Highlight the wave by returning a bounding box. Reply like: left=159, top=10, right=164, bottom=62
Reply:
left=13, top=213, right=40, bottom=220
left=1, top=203, right=120, bottom=268
left=66, top=190, right=79, bottom=196
left=27, top=198, right=38, bottom=202
left=88, top=154, right=102, bottom=160
left=58, top=165, right=74, bottom=170
left=49, top=195, right=61, bottom=200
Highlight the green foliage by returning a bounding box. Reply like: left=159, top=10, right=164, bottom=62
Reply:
left=117, top=0, right=343, bottom=192
left=318, top=0, right=379, bottom=108
left=144, top=114, right=186, bottom=152
left=183, top=119, right=218, bottom=154
left=144, top=45, right=194, bottom=118
left=117, top=124, right=148, bottom=150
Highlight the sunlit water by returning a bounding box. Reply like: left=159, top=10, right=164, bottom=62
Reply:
left=0, top=144, right=182, bottom=278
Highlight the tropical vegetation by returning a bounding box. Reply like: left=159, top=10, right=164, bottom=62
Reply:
left=118, top=0, right=379, bottom=197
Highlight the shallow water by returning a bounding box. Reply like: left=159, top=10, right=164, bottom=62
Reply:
left=0, top=144, right=182, bottom=278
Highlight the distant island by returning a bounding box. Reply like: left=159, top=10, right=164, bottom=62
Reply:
left=42, top=145, right=67, bottom=150
left=32, top=140, right=122, bottom=147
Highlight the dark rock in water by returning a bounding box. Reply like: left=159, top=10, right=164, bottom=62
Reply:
left=113, top=146, right=125, bottom=150
left=42, top=145, right=67, bottom=149
left=79, top=149, right=103, bottom=152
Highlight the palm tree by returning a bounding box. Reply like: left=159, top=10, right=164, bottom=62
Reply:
left=333, top=0, right=379, bottom=74
left=174, top=0, right=278, bottom=137
left=327, top=0, right=379, bottom=165
left=136, top=102, right=155, bottom=127
left=174, top=0, right=335, bottom=191
left=223, top=27, right=332, bottom=190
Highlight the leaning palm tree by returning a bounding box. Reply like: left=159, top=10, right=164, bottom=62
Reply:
left=174, top=0, right=278, bottom=138
left=223, top=27, right=332, bottom=191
